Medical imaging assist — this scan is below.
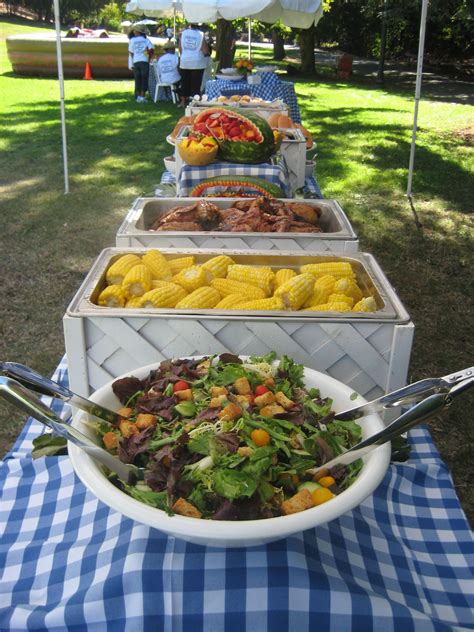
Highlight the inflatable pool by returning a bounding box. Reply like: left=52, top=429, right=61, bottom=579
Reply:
left=6, top=33, right=166, bottom=78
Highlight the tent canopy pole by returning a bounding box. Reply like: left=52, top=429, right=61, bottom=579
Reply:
left=248, top=19, right=251, bottom=58
left=53, top=0, right=69, bottom=194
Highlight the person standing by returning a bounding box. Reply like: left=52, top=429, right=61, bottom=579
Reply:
left=128, top=26, right=154, bottom=103
left=178, top=23, right=209, bottom=107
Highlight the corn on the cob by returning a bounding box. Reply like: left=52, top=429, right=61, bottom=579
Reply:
left=274, top=273, right=314, bottom=310
left=353, top=296, right=378, bottom=312
left=333, top=277, right=363, bottom=302
left=173, top=265, right=213, bottom=292
left=237, top=297, right=285, bottom=311
left=142, top=250, right=172, bottom=280
left=125, top=296, right=143, bottom=309
left=211, top=278, right=266, bottom=300
left=151, top=279, right=181, bottom=290
left=97, top=285, right=126, bottom=307
left=215, top=294, right=247, bottom=309
left=122, top=264, right=153, bottom=298
left=328, top=293, right=354, bottom=308
left=274, top=268, right=297, bottom=288
left=226, top=265, right=275, bottom=296
left=175, top=287, right=221, bottom=309
left=168, top=256, right=195, bottom=275
left=300, top=262, right=355, bottom=280
left=106, top=254, right=142, bottom=285
left=140, top=285, right=187, bottom=308
left=201, top=255, right=234, bottom=279
left=304, top=302, right=352, bottom=312
left=303, top=274, right=337, bottom=307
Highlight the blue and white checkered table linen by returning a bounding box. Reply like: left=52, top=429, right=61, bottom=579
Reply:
left=205, top=75, right=302, bottom=123
left=1, top=356, right=473, bottom=631
left=176, top=156, right=292, bottom=198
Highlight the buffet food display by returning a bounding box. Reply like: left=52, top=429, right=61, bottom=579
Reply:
left=116, top=197, right=358, bottom=252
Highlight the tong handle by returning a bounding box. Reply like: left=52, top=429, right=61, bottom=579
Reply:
left=1, top=362, right=72, bottom=400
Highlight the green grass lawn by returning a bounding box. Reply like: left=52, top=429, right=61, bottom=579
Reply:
left=1, top=18, right=473, bottom=523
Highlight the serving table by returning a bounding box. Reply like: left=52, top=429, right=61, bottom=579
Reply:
left=1, top=356, right=472, bottom=631
left=205, top=74, right=301, bottom=123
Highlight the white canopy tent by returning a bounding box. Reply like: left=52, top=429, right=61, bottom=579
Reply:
left=55, top=0, right=428, bottom=206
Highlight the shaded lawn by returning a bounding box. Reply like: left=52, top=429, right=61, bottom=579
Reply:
left=1, top=20, right=473, bottom=524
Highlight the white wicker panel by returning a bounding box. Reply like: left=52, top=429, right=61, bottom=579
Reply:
left=67, top=315, right=412, bottom=398
left=116, top=234, right=359, bottom=252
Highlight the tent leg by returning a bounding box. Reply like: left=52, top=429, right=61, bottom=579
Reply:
left=406, top=0, right=428, bottom=224
left=248, top=19, right=251, bottom=59
left=53, top=0, right=69, bottom=194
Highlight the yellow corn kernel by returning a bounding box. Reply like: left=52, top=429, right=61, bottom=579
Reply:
left=168, top=256, right=195, bottom=275
left=304, top=302, right=352, bottom=312
left=353, top=296, right=378, bottom=312
left=274, top=273, right=314, bottom=310
left=142, top=250, right=172, bottom=280
left=175, top=287, right=221, bottom=309
left=122, top=264, right=153, bottom=298
left=201, top=255, right=234, bottom=279
left=274, top=268, right=297, bottom=288
left=173, top=265, right=212, bottom=292
left=97, top=285, right=126, bottom=307
left=215, top=294, right=246, bottom=309
left=106, top=254, right=142, bottom=285
left=237, top=297, right=285, bottom=311
left=125, top=296, right=143, bottom=309
left=328, top=293, right=354, bottom=307
left=140, top=285, right=187, bottom=308
left=333, top=277, right=363, bottom=302
left=211, top=278, right=266, bottom=300
left=226, top=265, right=275, bottom=296
left=300, top=262, right=355, bottom=280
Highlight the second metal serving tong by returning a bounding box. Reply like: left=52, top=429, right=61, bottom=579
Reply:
left=334, top=366, right=474, bottom=421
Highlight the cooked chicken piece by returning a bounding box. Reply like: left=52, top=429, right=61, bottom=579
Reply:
left=157, top=221, right=202, bottom=231
left=154, top=203, right=200, bottom=227
left=286, top=202, right=322, bottom=224
left=232, top=200, right=253, bottom=211
left=195, top=200, right=221, bottom=229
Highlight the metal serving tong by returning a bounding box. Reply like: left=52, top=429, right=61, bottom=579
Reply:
left=0, top=375, right=144, bottom=484
left=0, top=362, right=122, bottom=426
left=334, top=366, right=474, bottom=421
left=310, top=376, right=474, bottom=475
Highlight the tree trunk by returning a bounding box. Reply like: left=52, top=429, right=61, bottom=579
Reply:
left=376, top=0, right=388, bottom=85
left=215, top=19, right=236, bottom=71
left=271, top=29, right=285, bottom=61
left=299, top=26, right=315, bottom=75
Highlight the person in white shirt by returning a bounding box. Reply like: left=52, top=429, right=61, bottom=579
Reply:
left=156, top=41, right=181, bottom=101
left=128, top=26, right=155, bottom=102
left=178, top=23, right=210, bottom=107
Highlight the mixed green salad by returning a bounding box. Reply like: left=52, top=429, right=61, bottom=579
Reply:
left=96, top=353, right=363, bottom=521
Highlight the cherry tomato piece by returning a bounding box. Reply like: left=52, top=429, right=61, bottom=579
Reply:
left=254, top=385, right=270, bottom=396
left=250, top=428, right=271, bottom=447
left=173, top=380, right=190, bottom=392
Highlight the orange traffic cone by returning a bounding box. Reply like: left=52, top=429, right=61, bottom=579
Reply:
left=83, top=62, right=93, bottom=80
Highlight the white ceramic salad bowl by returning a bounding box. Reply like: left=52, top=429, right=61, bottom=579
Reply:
left=69, top=360, right=391, bottom=548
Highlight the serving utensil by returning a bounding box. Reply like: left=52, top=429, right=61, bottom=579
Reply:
left=0, top=362, right=121, bottom=426
left=0, top=376, right=144, bottom=484
left=309, top=377, right=474, bottom=475
left=334, top=366, right=474, bottom=421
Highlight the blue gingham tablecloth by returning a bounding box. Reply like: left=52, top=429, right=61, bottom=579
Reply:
left=205, top=75, right=301, bottom=123
left=1, top=357, right=473, bottom=632
left=176, top=156, right=292, bottom=198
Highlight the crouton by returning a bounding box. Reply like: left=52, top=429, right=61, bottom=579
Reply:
left=102, top=431, right=118, bottom=450
left=172, top=497, right=202, bottom=519
left=234, top=377, right=251, bottom=395
left=281, top=489, right=314, bottom=515
left=117, top=407, right=132, bottom=419
left=209, top=386, right=228, bottom=397
left=119, top=420, right=138, bottom=438
left=254, top=391, right=275, bottom=408
left=260, top=404, right=285, bottom=417
left=237, top=446, right=253, bottom=457
left=234, top=394, right=253, bottom=408
left=210, top=394, right=227, bottom=408
left=264, top=377, right=276, bottom=388
left=274, top=391, right=295, bottom=410
left=218, top=402, right=242, bottom=421
left=175, top=388, right=193, bottom=401
left=136, top=413, right=156, bottom=430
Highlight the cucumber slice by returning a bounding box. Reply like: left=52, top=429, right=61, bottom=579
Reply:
left=297, top=481, right=322, bottom=493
